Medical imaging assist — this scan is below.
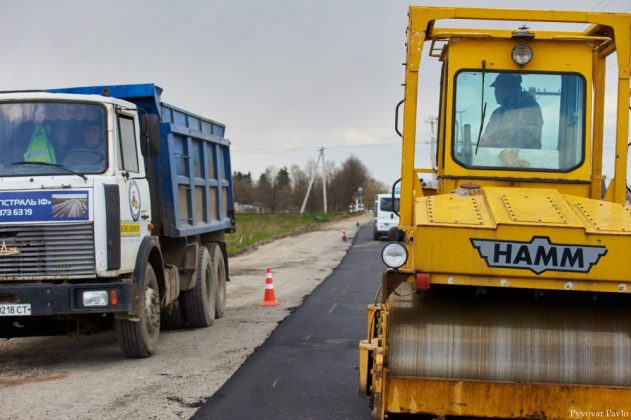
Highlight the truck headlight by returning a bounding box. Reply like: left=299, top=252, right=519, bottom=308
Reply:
left=382, top=242, right=408, bottom=268
left=82, top=290, right=108, bottom=307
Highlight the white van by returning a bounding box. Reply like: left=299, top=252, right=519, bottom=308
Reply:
left=373, top=193, right=400, bottom=240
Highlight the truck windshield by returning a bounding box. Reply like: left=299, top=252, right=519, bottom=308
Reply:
left=0, top=101, right=107, bottom=176
left=380, top=197, right=400, bottom=213
left=452, top=71, right=585, bottom=172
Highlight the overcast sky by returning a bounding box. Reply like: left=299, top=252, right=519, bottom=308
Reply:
left=1, top=0, right=630, bottom=185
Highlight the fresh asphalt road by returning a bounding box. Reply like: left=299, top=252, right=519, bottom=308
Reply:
left=193, top=224, right=384, bottom=420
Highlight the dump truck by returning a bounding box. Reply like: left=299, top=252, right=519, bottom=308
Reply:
left=359, top=7, right=631, bottom=418
left=0, top=84, right=234, bottom=357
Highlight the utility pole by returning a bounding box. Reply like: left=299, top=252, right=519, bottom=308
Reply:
left=425, top=116, right=438, bottom=170
left=321, top=147, right=327, bottom=213
left=300, top=148, right=327, bottom=214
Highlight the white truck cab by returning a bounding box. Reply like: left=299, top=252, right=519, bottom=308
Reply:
left=0, top=93, right=150, bottom=280
left=372, top=192, right=400, bottom=240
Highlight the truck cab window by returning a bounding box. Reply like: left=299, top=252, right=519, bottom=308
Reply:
left=0, top=101, right=106, bottom=175
left=379, top=197, right=400, bottom=213
left=453, top=71, right=585, bottom=172
left=118, top=115, right=139, bottom=173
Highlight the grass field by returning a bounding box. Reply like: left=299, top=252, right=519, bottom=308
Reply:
left=226, top=212, right=342, bottom=255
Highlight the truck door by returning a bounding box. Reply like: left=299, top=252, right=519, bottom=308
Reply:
left=116, top=112, right=151, bottom=272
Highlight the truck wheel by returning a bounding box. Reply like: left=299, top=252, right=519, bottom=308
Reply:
left=181, top=246, right=216, bottom=327
left=116, top=263, right=161, bottom=358
left=160, top=299, right=185, bottom=330
left=211, top=243, right=227, bottom=319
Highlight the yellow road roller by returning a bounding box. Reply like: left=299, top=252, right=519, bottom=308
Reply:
left=359, top=6, right=631, bottom=419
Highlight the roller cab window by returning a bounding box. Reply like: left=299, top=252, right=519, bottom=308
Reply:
left=452, top=71, right=585, bottom=172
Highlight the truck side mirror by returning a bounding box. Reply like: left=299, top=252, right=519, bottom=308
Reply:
left=140, top=114, right=161, bottom=157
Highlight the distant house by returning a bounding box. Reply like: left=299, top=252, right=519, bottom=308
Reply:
left=234, top=202, right=270, bottom=214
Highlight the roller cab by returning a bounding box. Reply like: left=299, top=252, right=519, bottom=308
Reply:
left=360, top=7, right=631, bottom=419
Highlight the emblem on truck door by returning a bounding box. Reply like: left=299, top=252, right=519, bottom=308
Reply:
left=128, top=180, right=141, bottom=222
left=0, top=241, right=19, bottom=256
left=470, top=236, right=607, bottom=274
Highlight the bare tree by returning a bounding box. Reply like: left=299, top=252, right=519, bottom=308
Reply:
left=362, top=177, right=388, bottom=210
left=329, top=156, right=369, bottom=211
left=255, top=170, right=274, bottom=212
left=289, top=164, right=309, bottom=210
left=238, top=155, right=384, bottom=214
left=275, top=167, right=292, bottom=211
left=233, top=171, right=253, bottom=204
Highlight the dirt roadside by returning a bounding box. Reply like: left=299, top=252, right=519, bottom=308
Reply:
left=0, top=213, right=372, bottom=420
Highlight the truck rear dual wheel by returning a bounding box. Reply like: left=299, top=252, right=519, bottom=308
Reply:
left=210, top=243, right=227, bottom=319
left=116, top=264, right=161, bottom=358
left=181, top=246, right=216, bottom=327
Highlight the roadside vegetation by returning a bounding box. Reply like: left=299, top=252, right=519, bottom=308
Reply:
left=226, top=212, right=342, bottom=255
left=233, top=156, right=387, bottom=214
left=228, top=155, right=381, bottom=255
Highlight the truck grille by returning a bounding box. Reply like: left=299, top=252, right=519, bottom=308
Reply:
left=0, top=223, right=95, bottom=279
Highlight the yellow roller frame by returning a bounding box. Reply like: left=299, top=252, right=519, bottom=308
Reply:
left=399, top=6, right=631, bottom=233
left=360, top=6, right=631, bottom=419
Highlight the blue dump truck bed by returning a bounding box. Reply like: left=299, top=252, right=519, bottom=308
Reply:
left=50, top=83, right=234, bottom=238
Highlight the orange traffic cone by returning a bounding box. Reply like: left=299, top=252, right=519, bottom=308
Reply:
left=259, top=266, right=279, bottom=306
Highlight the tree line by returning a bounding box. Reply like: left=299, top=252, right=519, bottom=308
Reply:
left=233, top=156, right=388, bottom=213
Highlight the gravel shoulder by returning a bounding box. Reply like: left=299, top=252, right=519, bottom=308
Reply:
left=0, top=213, right=371, bottom=420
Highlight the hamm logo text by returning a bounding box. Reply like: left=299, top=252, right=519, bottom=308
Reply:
left=470, top=237, right=607, bottom=274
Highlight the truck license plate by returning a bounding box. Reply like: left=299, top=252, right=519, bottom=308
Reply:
left=0, top=304, right=31, bottom=316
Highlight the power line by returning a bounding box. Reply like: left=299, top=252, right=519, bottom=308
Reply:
left=233, top=141, right=398, bottom=151
left=232, top=138, right=439, bottom=154
left=591, top=0, right=609, bottom=11
left=569, top=0, right=615, bottom=31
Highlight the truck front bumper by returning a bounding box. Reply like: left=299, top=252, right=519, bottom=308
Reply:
left=0, top=279, right=134, bottom=316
